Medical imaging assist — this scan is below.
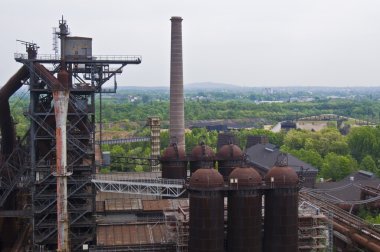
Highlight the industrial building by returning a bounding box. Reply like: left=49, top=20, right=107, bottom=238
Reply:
left=0, top=16, right=380, bottom=252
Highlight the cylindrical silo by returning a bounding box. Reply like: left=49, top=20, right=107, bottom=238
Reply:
left=189, top=168, right=225, bottom=252
left=160, top=143, right=187, bottom=179
left=216, top=144, right=243, bottom=180
left=227, top=167, right=262, bottom=252
left=263, top=164, right=299, bottom=252
left=169, top=16, right=185, bottom=152
left=189, top=142, right=215, bottom=175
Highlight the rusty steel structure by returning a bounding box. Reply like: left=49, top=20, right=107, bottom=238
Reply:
left=188, top=142, right=215, bottom=176
left=0, top=17, right=141, bottom=251
left=263, top=161, right=300, bottom=252
left=169, top=16, right=185, bottom=152
left=216, top=143, right=244, bottom=180
left=227, top=167, right=262, bottom=252
left=160, top=143, right=187, bottom=180
left=188, top=168, right=225, bottom=252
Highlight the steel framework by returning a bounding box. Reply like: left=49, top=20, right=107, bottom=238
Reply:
left=4, top=18, right=142, bottom=251
left=92, top=174, right=186, bottom=197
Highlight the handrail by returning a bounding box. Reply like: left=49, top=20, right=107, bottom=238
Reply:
left=14, top=53, right=142, bottom=62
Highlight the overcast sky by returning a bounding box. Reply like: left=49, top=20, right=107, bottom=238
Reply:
left=1, top=0, right=380, bottom=87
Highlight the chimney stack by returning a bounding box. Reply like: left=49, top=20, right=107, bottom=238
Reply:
left=169, top=16, right=185, bottom=151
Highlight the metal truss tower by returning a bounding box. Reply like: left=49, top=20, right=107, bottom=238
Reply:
left=10, top=18, right=141, bottom=251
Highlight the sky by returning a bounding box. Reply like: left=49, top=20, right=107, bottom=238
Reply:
left=1, top=0, right=380, bottom=87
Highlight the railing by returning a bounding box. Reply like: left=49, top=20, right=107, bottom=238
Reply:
left=93, top=174, right=185, bottom=187
left=96, top=137, right=150, bottom=145
left=14, top=53, right=142, bottom=62
left=92, top=174, right=186, bottom=197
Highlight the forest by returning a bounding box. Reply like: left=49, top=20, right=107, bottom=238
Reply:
left=8, top=87, right=380, bottom=181
left=7, top=87, right=380, bottom=223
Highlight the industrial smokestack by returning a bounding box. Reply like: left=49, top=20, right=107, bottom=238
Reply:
left=169, top=16, right=185, bottom=151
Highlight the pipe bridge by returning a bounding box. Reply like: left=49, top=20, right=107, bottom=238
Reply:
left=91, top=174, right=186, bottom=197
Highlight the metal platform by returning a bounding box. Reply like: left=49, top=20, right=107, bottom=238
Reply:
left=92, top=174, right=186, bottom=198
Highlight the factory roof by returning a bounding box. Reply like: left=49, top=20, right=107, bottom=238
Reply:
left=314, top=170, right=380, bottom=201
left=246, top=143, right=318, bottom=174
left=97, top=223, right=170, bottom=246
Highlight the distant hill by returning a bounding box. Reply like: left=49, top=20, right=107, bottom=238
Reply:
left=185, top=82, right=245, bottom=91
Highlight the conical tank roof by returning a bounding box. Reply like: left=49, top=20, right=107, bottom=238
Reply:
left=229, top=167, right=262, bottom=187
left=189, top=168, right=224, bottom=189
left=216, top=144, right=243, bottom=160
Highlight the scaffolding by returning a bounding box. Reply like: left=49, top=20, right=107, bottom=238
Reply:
left=164, top=206, right=189, bottom=252
left=299, top=201, right=332, bottom=252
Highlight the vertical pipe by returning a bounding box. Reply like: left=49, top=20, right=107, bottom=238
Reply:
left=169, top=16, right=185, bottom=152
left=53, top=89, right=70, bottom=252
left=54, top=18, right=70, bottom=251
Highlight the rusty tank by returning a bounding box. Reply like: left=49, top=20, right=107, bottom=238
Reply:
left=263, top=159, right=299, bottom=252
left=189, top=142, right=215, bottom=175
left=216, top=144, right=243, bottom=180
left=160, top=143, right=187, bottom=179
left=227, top=167, right=262, bottom=252
left=188, top=168, right=225, bottom=252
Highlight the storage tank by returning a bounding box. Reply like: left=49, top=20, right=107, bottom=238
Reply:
left=188, top=168, right=225, bottom=252
left=189, top=142, right=215, bottom=175
left=160, top=143, right=187, bottom=179
left=263, top=158, right=299, bottom=252
left=216, top=144, right=243, bottom=179
left=227, top=167, right=262, bottom=252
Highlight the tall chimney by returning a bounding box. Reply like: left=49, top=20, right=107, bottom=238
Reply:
left=169, top=16, right=185, bottom=151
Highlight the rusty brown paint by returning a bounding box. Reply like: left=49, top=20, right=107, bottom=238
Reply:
left=227, top=168, right=262, bottom=252
left=53, top=87, right=70, bottom=251
left=0, top=65, right=29, bottom=155
left=97, top=224, right=169, bottom=246
left=188, top=169, right=225, bottom=252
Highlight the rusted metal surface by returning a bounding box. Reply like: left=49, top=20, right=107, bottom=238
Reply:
left=0, top=65, right=29, bottom=155
left=263, top=164, right=299, bottom=251
left=63, top=36, right=92, bottom=60
left=142, top=199, right=170, bottom=212
left=228, top=168, right=262, bottom=252
left=217, top=144, right=243, bottom=179
left=161, top=143, right=187, bottom=179
left=105, top=198, right=142, bottom=212
left=188, top=168, right=224, bottom=252
left=189, top=168, right=224, bottom=189
left=53, top=67, right=70, bottom=252
left=264, top=188, right=298, bottom=251
left=189, top=143, right=215, bottom=175
left=263, top=187, right=299, bottom=252
left=97, top=224, right=169, bottom=246
left=264, top=165, right=299, bottom=187
left=34, top=63, right=62, bottom=89
left=228, top=167, right=262, bottom=188
left=96, top=201, right=105, bottom=213
left=167, top=198, right=189, bottom=210
left=169, top=16, right=185, bottom=152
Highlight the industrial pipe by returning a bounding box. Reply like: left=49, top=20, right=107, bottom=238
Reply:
left=333, top=221, right=380, bottom=251
left=54, top=67, right=70, bottom=252
left=0, top=65, right=29, bottom=155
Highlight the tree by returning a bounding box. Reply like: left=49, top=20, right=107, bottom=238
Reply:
left=347, top=127, right=379, bottom=162
left=320, top=153, right=358, bottom=181
left=360, top=155, right=379, bottom=176
left=288, top=148, right=323, bottom=170
left=110, top=145, right=127, bottom=171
